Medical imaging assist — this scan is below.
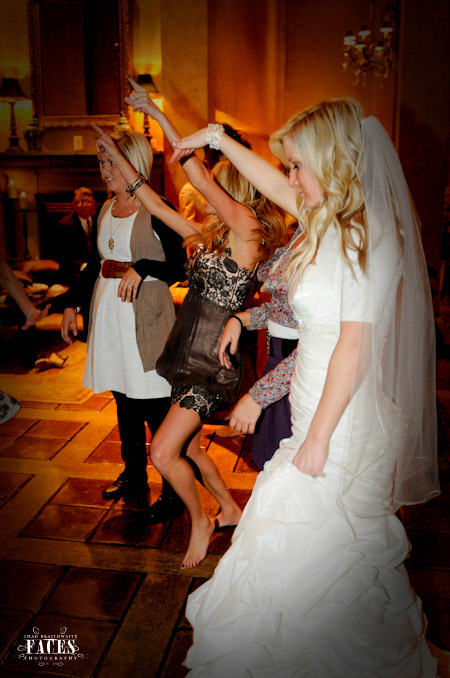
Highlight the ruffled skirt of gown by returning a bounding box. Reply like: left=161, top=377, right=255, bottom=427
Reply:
left=184, top=318, right=437, bottom=677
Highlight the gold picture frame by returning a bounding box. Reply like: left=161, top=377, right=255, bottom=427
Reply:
left=26, top=0, right=130, bottom=129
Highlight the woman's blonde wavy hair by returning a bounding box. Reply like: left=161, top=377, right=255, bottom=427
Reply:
left=269, top=98, right=367, bottom=290
left=185, top=160, right=287, bottom=262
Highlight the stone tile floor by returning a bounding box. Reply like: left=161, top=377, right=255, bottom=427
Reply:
left=0, top=369, right=257, bottom=677
left=0, top=321, right=449, bottom=677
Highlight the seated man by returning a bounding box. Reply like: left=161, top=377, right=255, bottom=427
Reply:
left=56, top=187, right=97, bottom=285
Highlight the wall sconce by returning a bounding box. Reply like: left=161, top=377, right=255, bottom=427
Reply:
left=136, top=73, right=158, bottom=142
left=0, top=78, right=29, bottom=152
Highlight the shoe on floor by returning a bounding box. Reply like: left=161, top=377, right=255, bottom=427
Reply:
left=146, top=493, right=185, bottom=524
left=102, top=471, right=149, bottom=501
left=35, top=353, right=67, bottom=371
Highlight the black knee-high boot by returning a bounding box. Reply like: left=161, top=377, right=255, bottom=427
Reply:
left=102, top=392, right=149, bottom=501
left=122, top=442, right=149, bottom=490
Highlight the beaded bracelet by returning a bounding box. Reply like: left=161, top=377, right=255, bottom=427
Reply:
left=126, top=173, right=146, bottom=197
left=206, top=123, right=224, bottom=150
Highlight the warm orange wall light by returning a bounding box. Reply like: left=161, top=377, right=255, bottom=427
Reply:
left=127, top=95, right=163, bottom=153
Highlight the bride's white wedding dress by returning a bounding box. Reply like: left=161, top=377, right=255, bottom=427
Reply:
left=184, top=227, right=437, bottom=678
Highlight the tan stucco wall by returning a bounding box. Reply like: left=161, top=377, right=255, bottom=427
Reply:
left=1, top=0, right=449, bottom=266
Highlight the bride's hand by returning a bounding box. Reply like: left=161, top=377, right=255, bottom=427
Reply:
left=170, top=129, right=208, bottom=164
left=292, top=437, right=328, bottom=477
left=174, top=129, right=209, bottom=151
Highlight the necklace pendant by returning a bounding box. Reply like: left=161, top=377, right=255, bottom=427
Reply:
left=108, top=237, right=115, bottom=252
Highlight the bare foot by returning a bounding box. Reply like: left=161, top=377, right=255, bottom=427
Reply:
left=181, top=515, right=215, bottom=569
left=215, top=504, right=242, bottom=529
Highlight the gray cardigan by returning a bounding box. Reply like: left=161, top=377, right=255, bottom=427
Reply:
left=94, top=200, right=180, bottom=371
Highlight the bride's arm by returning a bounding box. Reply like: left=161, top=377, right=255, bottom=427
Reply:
left=174, top=128, right=299, bottom=218
left=292, top=321, right=371, bottom=477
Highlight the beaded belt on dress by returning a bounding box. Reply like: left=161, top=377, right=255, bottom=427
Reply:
left=298, top=322, right=339, bottom=337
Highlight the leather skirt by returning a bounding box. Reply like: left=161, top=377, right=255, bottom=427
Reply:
left=156, top=289, right=243, bottom=404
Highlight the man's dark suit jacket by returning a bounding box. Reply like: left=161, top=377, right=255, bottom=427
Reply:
left=56, top=211, right=95, bottom=284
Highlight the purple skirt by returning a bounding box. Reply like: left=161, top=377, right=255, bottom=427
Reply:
left=251, top=338, right=293, bottom=470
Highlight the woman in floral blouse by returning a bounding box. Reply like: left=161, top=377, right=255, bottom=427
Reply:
left=219, top=226, right=304, bottom=468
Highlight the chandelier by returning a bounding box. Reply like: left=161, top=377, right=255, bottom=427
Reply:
left=343, top=3, right=397, bottom=85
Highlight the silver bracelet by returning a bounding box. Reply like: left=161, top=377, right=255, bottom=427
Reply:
left=206, top=123, right=224, bottom=150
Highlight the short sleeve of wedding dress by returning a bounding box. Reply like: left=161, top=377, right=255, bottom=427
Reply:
left=340, top=252, right=373, bottom=323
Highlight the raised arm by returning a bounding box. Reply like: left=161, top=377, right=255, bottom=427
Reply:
left=174, top=127, right=299, bottom=218
left=93, top=125, right=199, bottom=240
left=126, top=78, right=259, bottom=243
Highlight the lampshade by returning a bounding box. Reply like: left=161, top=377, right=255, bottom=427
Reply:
left=0, top=78, right=28, bottom=103
left=136, top=73, right=158, bottom=94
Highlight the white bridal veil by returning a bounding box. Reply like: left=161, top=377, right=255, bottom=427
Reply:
left=339, top=116, right=439, bottom=516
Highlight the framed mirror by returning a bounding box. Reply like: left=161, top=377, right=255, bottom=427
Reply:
left=26, top=0, right=130, bottom=128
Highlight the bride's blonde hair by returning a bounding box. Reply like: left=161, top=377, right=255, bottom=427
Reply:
left=185, top=160, right=287, bottom=261
left=269, top=98, right=367, bottom=289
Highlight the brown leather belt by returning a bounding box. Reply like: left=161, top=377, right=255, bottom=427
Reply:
left=101, top=259, right=135, bottom=278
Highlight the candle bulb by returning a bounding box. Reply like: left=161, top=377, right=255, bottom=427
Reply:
left=73, top=135, right=84, bottom=152
left=18, top=191, right=28, bottom=210
left=8, top=180, right=17, bottom=199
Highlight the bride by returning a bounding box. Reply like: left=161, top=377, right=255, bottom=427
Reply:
left=173, top=98, right=440, bottom=677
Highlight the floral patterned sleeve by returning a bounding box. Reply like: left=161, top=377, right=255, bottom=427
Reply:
left=248, top=303, right=271, bottom=331
left=248, top=348, right=297, bottom=409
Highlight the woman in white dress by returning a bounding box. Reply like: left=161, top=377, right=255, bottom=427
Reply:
left=174, top=99, right=440, bottom=676
left=58, top=129, right=188, bottom=515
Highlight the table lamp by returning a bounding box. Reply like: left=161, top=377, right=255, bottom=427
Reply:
left=136, top=74, right=158, bottom=141
left=0, top=77, right=29, bottom=152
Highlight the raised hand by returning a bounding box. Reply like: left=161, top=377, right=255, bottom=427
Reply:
left=170, top=129, right=208, bottom=164
left=174, top=128, right=209, bottom=151
left=125, top=76, right=161, bottom=119
left=92, top=124, right=121, bottom=160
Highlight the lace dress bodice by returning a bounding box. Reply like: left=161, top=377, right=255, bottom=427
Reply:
left=186, top=248, right=254, bottom=311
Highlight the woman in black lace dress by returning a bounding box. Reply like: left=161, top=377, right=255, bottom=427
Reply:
left=94, top=97, right=286, bottom=568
